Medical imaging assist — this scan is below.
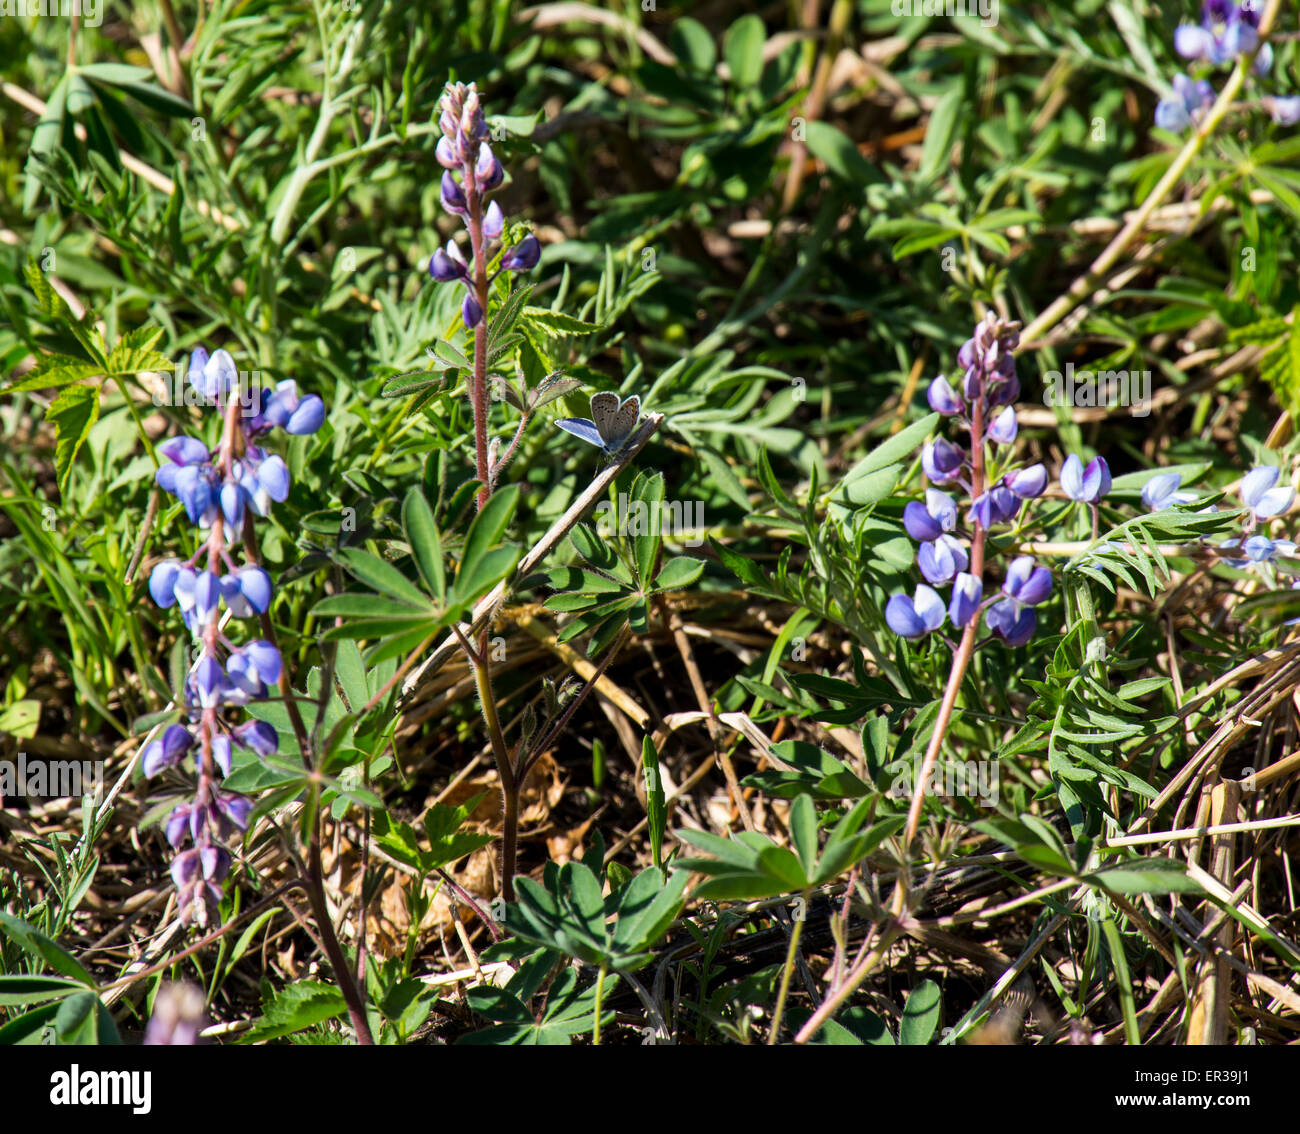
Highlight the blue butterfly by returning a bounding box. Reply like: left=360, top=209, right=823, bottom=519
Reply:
left=556, top=392, right=641, bottom=456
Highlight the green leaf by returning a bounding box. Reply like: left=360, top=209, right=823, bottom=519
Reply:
left=0, top=914, right=95, bottom=985
left=0, top=700, right=41, bottom=739
left=338, top=548, right=430, bottom=607
left=244, top=981, right=348, bottom=1043
left=48, top=384, right=101, bottom=496
left=642, top=736, right=666, bottom=869
left=652, top=556, right=704, bottom=592
left=402, top=487, right=446, bottom=600
left=631, top=472, right=665, bottom=583
left=522, top=307, right=603, bottom=337
left=899, top=980, right=941, bottom=1045
left=724, top=13, right=766, bottom=88
left=804, top=121, right=881, bottom=186
left=788, top=794, right=818, bottom=878
left=0, top=975, right=85, bottom=1007
left=457, top=484, right=519, bottom=591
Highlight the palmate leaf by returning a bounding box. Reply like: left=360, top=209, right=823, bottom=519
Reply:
left=48, top=384, right=100, bottom=496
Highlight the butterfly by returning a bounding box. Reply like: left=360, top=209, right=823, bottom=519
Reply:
left=556, top=392, right=641, bottom=456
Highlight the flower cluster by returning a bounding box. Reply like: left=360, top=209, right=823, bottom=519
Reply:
left=1219, top=465, right=1297, bottom=569
left=142, top=347, right=323, bottom=926
left=886, top=314, right=1058, bottom=649
left=429, top=82, right=540, bottom=327
left=1157, top=2, right=1298, bottom=130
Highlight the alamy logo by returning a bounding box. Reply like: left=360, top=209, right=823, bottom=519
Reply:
left=49, top=1066, right=151, bottom=1115
left=0, top=753, right=104, bottom=801
left=1042, top=363, right=1151, bottom=418
left=0, top=0, right=103, bottom=26
left=890, top=0, right=999, bottom=27
left=889, top=760, right=999, bottom=807
left=594, top=493, right=705, bottom=548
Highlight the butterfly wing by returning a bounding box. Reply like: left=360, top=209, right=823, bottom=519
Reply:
left=555, top=418, right=606, bottom=448
left=607, top=395, right=640, bottom=448
left=589, top=392, right=621, bottom=443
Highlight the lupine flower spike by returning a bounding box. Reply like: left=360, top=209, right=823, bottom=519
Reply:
left=886, top=313, right=1056, bottom=649
left=144, top=347, right=323, bottom=926
left=429, top=82, right=540, bottom=330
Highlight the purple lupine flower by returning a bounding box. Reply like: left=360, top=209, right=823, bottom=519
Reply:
left=233, top=719, right=278, bottom=756
left=1242, top=465, right=1294, bottom=520
left=186, top=347, right=238, bottom=402
left=429, top=243, right=470, bottom=283
left=1268, top=96, right=1300, bottom=126
left=1061, top=454, right=1111, bottom=503
left=144, top=982, right=207, bottom=1046
left=922, top=438, right=964, bottom=484
left=143, top=344, right=319, bottom=927
left=1155, top=73, right=1216, bottom=132
left=1005, top=464, right=1048, bottom=499
left=904, top=501, right=944, bottom=542
left=142, top=724, right=195, bottom=777
left=885, top=585, right=946, bottom=639
left=430, top=82, right=541, bottom=326
left=888, top=314, right=1058, bottom=651
left=927, top=376, right=962, bottom=415
left=1141, top=472, right=1196, bottom=511
left=918, top=534, right=969, bottom=585
left=1001, top=556, right=1053, bottom=606
left=903, top=487, right=952, bottom=536
left=502, top=234, right=541, bottom=272
left=948, top=572, right=982, bottom=628
left=987, top=406, right=1018, bottom=445
left=986, top=599, right=1037, bottom=647
left=1175, top=2, right=1261, bottom=66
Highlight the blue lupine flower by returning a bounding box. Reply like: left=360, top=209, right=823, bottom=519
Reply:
left=186, top=347, right=238, bottom=402
left=142, top=724, right=195, bottom=778
left=483, top=201, right=505, bottom=241
left=922, top=437, right=964, bottom=484
left=1175, top=2, right=1259, bottom=66
left=1061, top=454, right=1111, bottom=503
left=918, top=534, right=969, bottom=585
left=1141, top=471, right=1196, bottom=510
left=1001, top=555, right=1053, bottom=606
left=1269, top=96, right=1300, bottom=126
left=904, top=489, right=957, bottom=541
left=1005, top=464, right=1047, bottom=499
left=210, top=735, right=232, bottom=777
left=949, top=572, right=983, bottom=628
left=987, top=599, right=1037, bottom=646
left=233, top=719, right=279, bottom=756
left=987, top=406, right=1018, bottom=445
left=927, top=376, right=962, bottom=415
left=885, top=585, right=946, bottom=639
left=221, top=567, right=273, bottom=617
left=1155, top=73, right=1216, bottom=132
left=257, top=380, right=325, bottom=436
left=1242, top=465, right=1294, bottom=519
left=502, top=234, right=541, bottom=272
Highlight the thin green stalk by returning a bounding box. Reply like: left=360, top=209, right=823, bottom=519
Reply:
left=768, top=901, right=807, bottom=1045
left=592, top=962, right=609, bottom=1046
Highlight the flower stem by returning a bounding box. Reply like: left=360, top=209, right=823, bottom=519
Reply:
left=768, top=901, right=806, bottom=1045
left=592, top=963, right=609, bottom=1046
